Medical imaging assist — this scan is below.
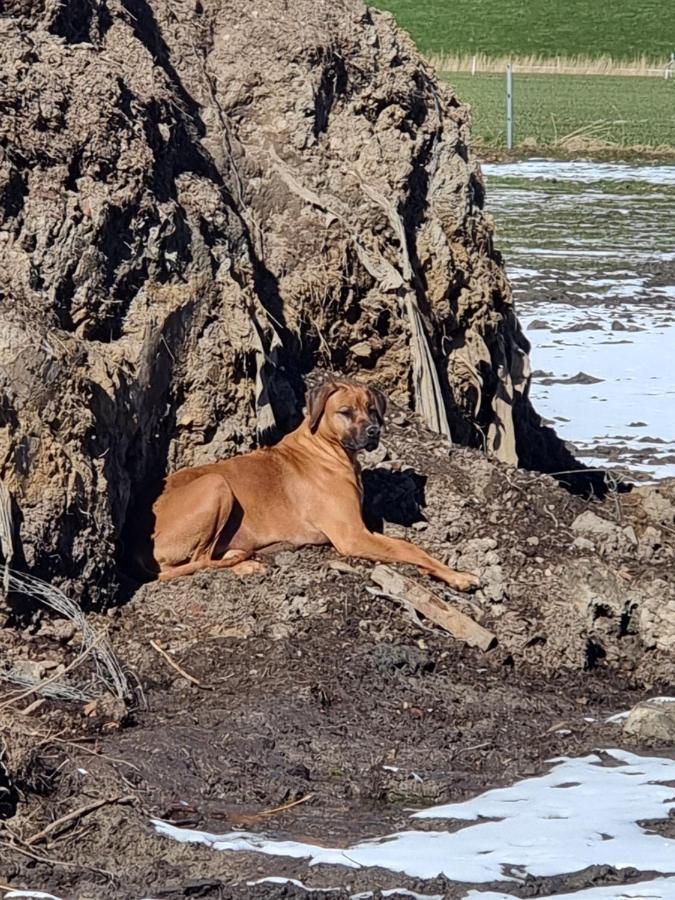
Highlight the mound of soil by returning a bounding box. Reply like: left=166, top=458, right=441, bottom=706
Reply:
left=0, top=0, right=572, bottom=604
left=1, top=413, right=674, bottom=898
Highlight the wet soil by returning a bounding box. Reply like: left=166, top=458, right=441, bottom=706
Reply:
left=1, top=415, right=674, bottom=899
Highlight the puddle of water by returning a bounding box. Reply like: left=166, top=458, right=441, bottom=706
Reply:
left=153, top=750, right=675, bottom=884
left=481, top=159, right=675, bottom=480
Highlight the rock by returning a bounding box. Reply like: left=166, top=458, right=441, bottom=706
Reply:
left=571, top=536, right=595, bottom=552
left=623, top=699, right=675, bottom=742
left=10, top=658, right=64, bottom=681
left=83, top=694, right=127, bottom=725
left=611, top=320, right=640, bottom=332
left=639, top=585, right=675, bottom=652
left=274, top=551, right=299, bottom=568
left=635, top=487, right=675, bottom=527
left=571, top=511, right=636, bottom=556
left=350, top=341, right=374, bottom=359
left=526, top=536, right=539, bottom=547
left=638, top=526, right=667, bottom=562
left=539, top=372, right=604, bottom=386
left=559, top=322, right=603, bottom=332
left=38, top=619, right=77, bottom=644
left=362, top=444, right=388, bottom=466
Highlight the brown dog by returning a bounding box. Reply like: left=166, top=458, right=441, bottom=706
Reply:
left=145, top=379, right=479, bottom=591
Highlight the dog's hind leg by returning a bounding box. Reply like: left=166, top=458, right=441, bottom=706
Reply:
left=157, top=549, right=257, bottom=581
left=152, top=472, right=242, bottom=580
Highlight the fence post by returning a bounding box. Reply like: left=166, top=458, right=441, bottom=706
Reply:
left=506, top=63, right=513, bottom=149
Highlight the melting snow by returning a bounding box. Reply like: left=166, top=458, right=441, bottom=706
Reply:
left=153, top=750, right=675, bottom=884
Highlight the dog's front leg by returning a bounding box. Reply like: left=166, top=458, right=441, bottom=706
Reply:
left=326, top=524, right=479, bottom=592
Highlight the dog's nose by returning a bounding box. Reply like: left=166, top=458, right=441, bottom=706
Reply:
left=366, top=424, right=380, bottom=438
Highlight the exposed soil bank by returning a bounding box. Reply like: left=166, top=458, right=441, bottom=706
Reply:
left=0, top=0, right=571, bottom=606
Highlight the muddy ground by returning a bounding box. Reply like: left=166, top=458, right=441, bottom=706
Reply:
left=1, top=412, right=674, bottom=899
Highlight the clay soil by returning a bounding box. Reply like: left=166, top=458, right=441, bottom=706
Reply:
left=1, top=414, right=674, bottom=899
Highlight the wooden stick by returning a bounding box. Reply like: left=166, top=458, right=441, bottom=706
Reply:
left=232, top=793, right=315, bottom=826
left=19, top=697, right=46, bottom=716
left=149, top=640, right=202, bottom=687
left=370, top=566, right=497, bottom=651
left=0, top=836, right=116, bottom=879
left=26, top=795, right=134, bottom=846
left=258, top=793, right=314, bottom=818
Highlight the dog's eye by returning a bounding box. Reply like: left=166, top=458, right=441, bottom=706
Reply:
left=338, top=407, right=354, bottom=418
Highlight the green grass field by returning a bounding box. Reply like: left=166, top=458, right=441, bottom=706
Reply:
left=442, top=73, right=675, bottom=151
left=370, top=0, right=675, bottom=61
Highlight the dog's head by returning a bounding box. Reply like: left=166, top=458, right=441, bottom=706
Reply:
left=306, top=379, right=387, bottom=452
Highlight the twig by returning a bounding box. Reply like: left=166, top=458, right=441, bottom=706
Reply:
left=0, top=631, right=107, bottom=712
left=50, top=737, right=141, bottom=771
left=149, top=640, right=202, bottom=687
left=26, top=795, right=134, bottom=846
left=0, top=836, right=116, bottom=879
left=19, top=697, right=46, bottom=716
left=258, top=793, right=314, bottom=818
left=543, top=504, right=559, bottom=529
left=233, top=792, right=316, bottom=826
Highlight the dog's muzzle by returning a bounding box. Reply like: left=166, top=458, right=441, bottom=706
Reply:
left=344, top=424, right=380, bottom=452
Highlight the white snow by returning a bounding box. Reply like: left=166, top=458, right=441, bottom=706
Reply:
left=153, top=749, right=675, bottom=884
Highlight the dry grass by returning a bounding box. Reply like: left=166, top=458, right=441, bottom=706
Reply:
left=428, top=52, right=675, bottom=79
left=441, top=72, right=675, bottom=151
left=0, top=566, right=130, bottom=703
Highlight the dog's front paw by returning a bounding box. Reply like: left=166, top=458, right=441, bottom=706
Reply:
left=232, top=560, right=267, bottom=577
left=449, top=570, right=480, bottom=592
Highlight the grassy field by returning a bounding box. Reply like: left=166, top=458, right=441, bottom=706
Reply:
left=369, top=0, right=675, bottom=61
left=442, top=73, right=675, bottom=152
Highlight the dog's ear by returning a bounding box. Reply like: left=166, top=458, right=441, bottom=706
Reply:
left=369, top=386, right=387, bottom=424
left=306, top=381, right=340, bottom=432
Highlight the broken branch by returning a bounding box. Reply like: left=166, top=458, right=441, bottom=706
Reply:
left=149, top=639, right=202, bottom=687
left=370, top=565, right=496, bottom=651
left=26, top=795, right=134, bottom=846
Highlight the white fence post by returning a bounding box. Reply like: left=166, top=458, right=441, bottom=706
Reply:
left=506, top=63, right=513, bottom=149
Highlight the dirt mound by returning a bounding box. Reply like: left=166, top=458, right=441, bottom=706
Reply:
left=0, top=0, right=572, bottom=603
left=0, top=415, right=674, bottom=897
